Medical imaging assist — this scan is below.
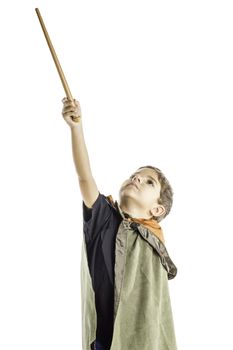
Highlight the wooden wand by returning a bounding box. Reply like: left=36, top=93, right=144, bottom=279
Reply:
left=35, top=8, right=80, bottom=123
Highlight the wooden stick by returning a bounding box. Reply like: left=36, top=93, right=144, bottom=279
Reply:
left=35, top=8, right=80, bottom=122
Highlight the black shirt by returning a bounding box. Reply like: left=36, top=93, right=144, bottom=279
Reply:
left=82, top=192, right=123, bottom=349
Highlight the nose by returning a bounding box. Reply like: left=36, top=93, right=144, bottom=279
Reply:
left=132, top=174, right=141, bottom=183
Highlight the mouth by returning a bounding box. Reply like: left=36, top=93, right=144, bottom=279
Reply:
left=126, top=183, right=139, bottom=190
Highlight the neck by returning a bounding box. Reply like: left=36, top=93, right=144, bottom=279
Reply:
left=119, top=199, right=152, bottom=220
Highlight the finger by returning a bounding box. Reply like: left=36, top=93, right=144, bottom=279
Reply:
left=63, top=102, right=76, bottom=109
left=63, top=111, right=79, bottom=118
left=62, top=105, right=76, bottom=112
left=62, top=98, right=73, bottom=104
left=62, top=96, right=74, bottom=101
left=62, top=97, right=71, bottom=103
left=74, top=100, right=80, bottom=107
left=62, top=97, right=76, bottom=104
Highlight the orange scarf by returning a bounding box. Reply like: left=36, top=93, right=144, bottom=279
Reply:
left=106, top=195, right=165, bottom=244
left=126, top=217, right=165, bottom=244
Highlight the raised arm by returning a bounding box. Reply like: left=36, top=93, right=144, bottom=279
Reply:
left=62, top=97, right=99, bottom=208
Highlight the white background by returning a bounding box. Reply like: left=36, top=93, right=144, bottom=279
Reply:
left=0, top=0, right=232, bottom=349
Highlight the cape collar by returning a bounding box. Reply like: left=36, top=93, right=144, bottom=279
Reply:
left=106, top=195, right=165, bottom=244
left=105, top=195, right=177, bottom=279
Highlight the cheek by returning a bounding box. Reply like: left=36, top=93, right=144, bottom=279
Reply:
left=147, top=188, right=158, bottom=200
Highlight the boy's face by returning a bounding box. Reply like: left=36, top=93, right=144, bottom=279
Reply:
left=119, top=167, right=166, bottom=218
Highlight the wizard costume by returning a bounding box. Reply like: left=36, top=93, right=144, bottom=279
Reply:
left=80, top=192, right=178, bottom=350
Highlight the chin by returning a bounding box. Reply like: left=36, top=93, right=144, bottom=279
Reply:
left=120, top=189, right=139, bottom=201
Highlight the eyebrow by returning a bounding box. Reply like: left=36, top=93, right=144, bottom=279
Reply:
left=132, top=172, right=159, bottom=185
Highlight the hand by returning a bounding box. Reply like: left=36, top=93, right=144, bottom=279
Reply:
left=62, top=97, right=82, bottom=128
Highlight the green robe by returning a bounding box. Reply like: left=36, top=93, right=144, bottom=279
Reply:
left=81, top=198, right=178, bottom=350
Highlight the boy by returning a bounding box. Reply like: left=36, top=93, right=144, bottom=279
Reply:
left=62, top=97, right=178, bottom=350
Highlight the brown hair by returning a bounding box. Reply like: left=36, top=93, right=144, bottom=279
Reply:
left=138, top=165, right=174, bottom=222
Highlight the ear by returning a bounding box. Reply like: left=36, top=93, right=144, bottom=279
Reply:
left=150, top=205, right=166, bottom=218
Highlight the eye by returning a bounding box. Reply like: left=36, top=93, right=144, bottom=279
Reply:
left=147, top=179, right=154, bottom=186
